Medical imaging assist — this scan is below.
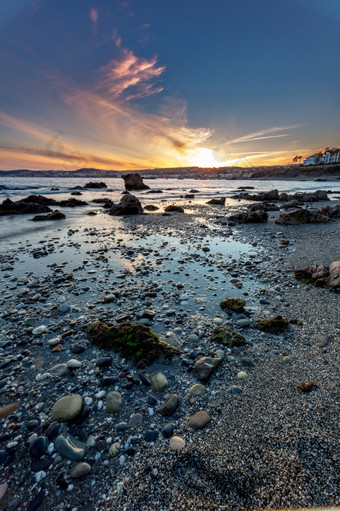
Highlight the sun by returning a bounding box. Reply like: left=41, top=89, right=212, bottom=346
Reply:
left=188, top=147, right=220, bottom=168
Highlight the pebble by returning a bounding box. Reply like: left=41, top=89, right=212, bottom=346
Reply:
left=129, top=413, right=143, bottom=428
left=144, top=430, right=159, bottom=442
left=96, top=356, right=112, bottom=368
left=226, top=385, right=243, bottom=394
left=237, top=371, right=247, bottom=378
left=188, top=410, right=211, bottom=429
left=162, top=422, right=174, bottom=438
left=0, top=402, right=20, bottom=419
left=55, top=432, right=86, bottom=460
left=70, top=462, right=91, bottom=478
left=0, top=483, right=8, bottom=502
left=51, top=394, right=83, bottom=421
left=30, top=435, right=47, bottom=458
left=109, top=442, right=120, bottom=457
left=236, top=318, right=250, bottom=328
left=170, top=436, right=186, bottom=451
left=49, top=363, right=71, bottom=377
left=158, top=394, right=180, bottom=416
left=151, top=371, right=168, bottom=391
left=32, top=325, right=48, bottom=335
left=188, top=383, right=206, bottom=396
left=106, top=391, right=122, bottom=413
left=194, top=357, right=222, bottom=382
left=66, top=359, right=82, bottom=369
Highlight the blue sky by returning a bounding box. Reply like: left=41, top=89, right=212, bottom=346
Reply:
left=0, top=0, right=339, bottom=169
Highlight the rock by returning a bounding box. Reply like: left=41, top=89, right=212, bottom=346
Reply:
left=26, top=490, right=45, bottom=511
left=109, top=442, right=121, bottom=457
left=164, top=205, right=184, bottom=213
left=106, top=391, right=122, bottom=413
left=188, top=410, right=211, bottom=429
left=151, top=371, right=168, bottom=391
left=122, top=173, right=149, bottom=190
left=32, top=325, right=47, bottom=335
left=70, top=462, right=91, bottom=478
left=0, top=402, right=20, bottom=419
left=96, top=356, right=112, bottom=367
left=329, top=261, right=340, bottom=292
left=57, top=198, right=88, bottom=207
left=51, top=394, right=83, bottom=421
left=0, top=483, right=8, bottom=502
left=210, top=326, right=249, bottom=347
left=144, top=205, right=159, bottom=211
left=297, top=381, right=318, bottom=393
left=50, top=363, right=71, bottom=377
left=162, top=423, right=174, bottom=438
left=254, top=315, right=290, bottom=333
left=109, top=194, right=144, bottom=215
left=194, top=357, right=222, bottom=382
left=0, top=196, right=53, bottom=215
left=188, top=383, right=206, bottom=396
left=229, top=207, right=268, bottom=223
left=275, top=208, right=329, bottom=225
left=59, top=303, right=71, bottom=314
left=84, top=182, right=107, bottom=189
left=144, top=430, right=159, bottom=442
left=129, top=413, right=143, bottom=428
left=158, top=394, right=180, bottom=416
left=236, top=318, right=250, bottom=328
left=66, top=359, right=82, bottom=369
left=318, top=204, right=340, bottom=218
left=32, top=210, right=66, bottom=221
left=87, top=321, right=178, bottom=368
left=206, top=197, right=226, bottom=205
left=220, top=297, right=246, bottom=313
left=55, top=433, right=86, bottom=460
left=315, top=334, right=329, bottom=347
left=170, top=436, right=186, bottom=450
left=237, top=371, right=247, bottom=378
left=226, top=385, right=243, bottom=394
left=30, top=436, right=47, bottom=458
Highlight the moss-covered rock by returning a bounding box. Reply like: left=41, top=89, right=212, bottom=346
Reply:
left=210, top=326, right=250, bottom=347
left=254, top=315, right=290, bottom=334
left=87, top=321, right=179, bottom=368
left=220, top=297, right=246, bottom=313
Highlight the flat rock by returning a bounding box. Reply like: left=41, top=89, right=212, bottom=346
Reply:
left=194, top=357, right=221, bottom=383
left=170, top=436, right=186, bottom=450
left=188, top=410, right=211, bottom=429
left=70, top=462, right=91, bottom=478
left=188, top=383, right=206, bottom=396
left=50, top=363, right=71, bottom=377
left=51, top=394, right=83, bottom=421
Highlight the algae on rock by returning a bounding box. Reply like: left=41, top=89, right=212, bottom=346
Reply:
left=254, top=315, right=290, bottom=334
left=210, top=326, right=250, bottom=347
left=87, top=321, right=179, bottom=368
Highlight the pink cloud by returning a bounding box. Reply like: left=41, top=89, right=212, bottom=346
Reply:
left=89, top=8, right=98, bottom=28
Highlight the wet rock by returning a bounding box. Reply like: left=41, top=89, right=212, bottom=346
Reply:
left=55, top=432, right=86, bottom=460
left=329, top=261, right=340, bottom=292
left=109, top=442, right=120, bottom=457
left=194, top=357, right=222, bottom=382
left=220, top=297, right=246, bottom=313
left=0, top=196, right=53, bottom=215
left=144, top=205, right=159, bottom=211
left=144, top=430, right=159, bottom=442
left=229, top=207, right=268, bottom=223
left=0, top=402, right=20, bottom=419
left=275, top=208, right=329, bottom=225
left=87, top=321, right=178, bottom=368
left=122, top=173, right=149, bottom=190
left=106, top=391, right=122, bottom=414
left=162, top=423, right=174, bottom=438
left=109, top=193, right=144, bottom=215
left=84, top=182, right=107, bottom=189
left=158, top=394, right=180, bottom=416
left=210, top=326, right=249, bottom=347
left=170, top=436, right=185, bottom=450
left=51, top=394, right=83, bottom=421
left=188, top=383, right=206, bottom=396
left=96, top=356, right=112, bottom=367
left=226, top=385, right=243, bottom=394
left=32, top=210, right=66, bottom=221
left=188, top=410, right=211, bottom=429
left=164, top=205, right=185, bottom=213
left=30, top=436, right=47, bottom=458
left=206, top=197, right=226, bottom=205
left=318, top=204, right=340, bottom=218
left=49, top=363, right=71, bottom=377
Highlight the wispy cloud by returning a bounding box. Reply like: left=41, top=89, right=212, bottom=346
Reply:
left=89, top=7, right=98, bottom=32
left=228, top=124, right=303, bottom=145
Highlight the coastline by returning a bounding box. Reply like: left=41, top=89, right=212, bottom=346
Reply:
left=0, top=190, right=339, bottom=510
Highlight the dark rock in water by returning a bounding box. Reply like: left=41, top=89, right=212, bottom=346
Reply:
left=318, top=204, right=340, bottom=218
left=229, top=207, right=268, bottom=223
left=194, top=357, right=222, bottom=382
left=206, top=197, right=226, bottom=205
left=71, top=191, right=82, bottom=195
left=158, top=394, right=180, bottom=416
left=144, top=430, right=159, bottom=442
left=274, top=208, right=330, bottom=225
left=220, top=297, right=246, bottom=313
left=184, top=194, right=195, bottom=198
left=254, top=315, right=290, bottom=333
left=87, top=321, right=179, bottom=368
left=210, top=326, right=249, bottom=347
left=32, top=209, right=66, bottom=221
left=57, top=198, right=88, bottom=207
left=84, top=181, right=107, bottom=189
left=0, top=197, right=53, bottom=216
left=162, top=422, right=174, bottom=438
left=164, top=205, right=184, bottom=213
left=233, top=189, right=329, bottom=203
left=109, top=194, right=143, bottom=215
left=122, top=173, right=149, bottom=190
left=294, top=261, right=340, bottom=293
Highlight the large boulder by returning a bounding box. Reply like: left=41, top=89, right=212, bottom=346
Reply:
left=122, top=173, right=149, bottom=190
left=295, top=262, right=340, bottom=293
left=329, top=261, right=340, bottom=292
left=318, top=204, right=340, bottom=218
left=229, top=207, right=268, bottom=223
left=109, top=194, right=143, bottom=215
left=32, top=210, right=66, bottom=221
left=0, top=197, right=53, bottom=215
left=206, top=197, right=226, bottom=205
left=275, top=208, right=330, bottom=225
left=84, top=182, right=107, bottom=189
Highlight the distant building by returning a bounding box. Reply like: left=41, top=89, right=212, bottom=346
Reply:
left=303, top=148, right=340, bottom=166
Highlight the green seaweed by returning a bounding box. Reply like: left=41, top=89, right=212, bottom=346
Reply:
left=220, top=297, right=246, bottom=313
left=254, top=315, right=290, bottom=334
left=87, top=321, right=179, bottom=368
left=210, top=326, right=250, bottom=347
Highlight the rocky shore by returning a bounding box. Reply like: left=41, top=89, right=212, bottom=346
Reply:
left=0, top=192, right=339, bottom=511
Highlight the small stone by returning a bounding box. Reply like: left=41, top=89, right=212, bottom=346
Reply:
left=194, top=357, right=221, bottom=383
left=32, top=325, right=48, bottom=335
left=96, top=356, right=112, bottom=368
left=66, top=359, right=82, bottom=369
left=151, top=371, right=168, bottom=391
left=106, top=391, right=122, bottom=413
left=109, top=442, right=120, bottom=457
left=158, top=394, right=180, bottom=417
left=282, top=355, right=293, bottom=364
left=226, top=385, right=243, bottom=394
left=315, top=334, right=329, bottom=347
left=0, top=483, right=8, bottom=502
left=51, top=394, right=83, bottom=421
left=236, top=318, right=250, bottom=328
left=237, top=371, right=247, bottom=379
left=188, top=383, right=206, bottom=396
left=49, top=363, right=71, bottom=377
left=55, top=432, right=86, bottom=460
left=144, top=430, right=159, bottom=442
left=170, top=436, right=185, bottom=450
left=220, top=297, right=246, bottom=313
left=0, top=402, right=20, bottom=419
left=59, top=303, right=71, bottom=314
left=188, top=411, right=211, bottom=429
left=162, top=423, right=174, bottom=438
left=216, top=349, right=225, bottom=359
left=70, top=462, right=91, bottom=478
left=129, top=413, right=143, bottom=428
left=30, top=436, right=47, bottom=458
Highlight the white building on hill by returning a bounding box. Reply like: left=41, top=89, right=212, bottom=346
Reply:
left=303, top=148, right=340, bottom=165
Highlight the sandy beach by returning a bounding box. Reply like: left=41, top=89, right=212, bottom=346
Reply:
left=0, top=185, right=339, bottom=511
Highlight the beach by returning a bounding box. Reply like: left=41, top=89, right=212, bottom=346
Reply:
left=0, top=179, right=339, bottom=511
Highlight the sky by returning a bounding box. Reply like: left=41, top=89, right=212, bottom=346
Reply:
left=0, top=0, right=339, bottom=170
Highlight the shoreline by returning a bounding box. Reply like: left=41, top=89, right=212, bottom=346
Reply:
left=0, top=195, right=339, bottom=510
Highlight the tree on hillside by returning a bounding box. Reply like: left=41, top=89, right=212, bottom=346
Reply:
left=293, top=155, right=303, bottom=164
